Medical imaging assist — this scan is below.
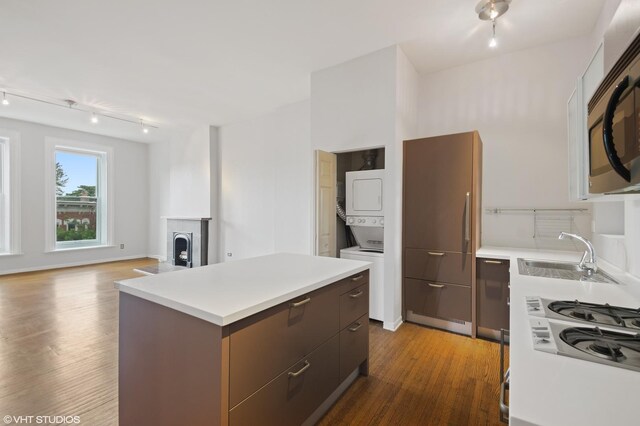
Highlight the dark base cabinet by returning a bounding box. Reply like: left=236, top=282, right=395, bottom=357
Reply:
left=404, top=278, right=471, bottom=323
left=476, top=258, right=510, bottom=338
left=119, top=271, right=370, bottom=426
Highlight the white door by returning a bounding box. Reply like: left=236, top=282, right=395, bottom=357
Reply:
left=315, top=150, right=336, bottom=257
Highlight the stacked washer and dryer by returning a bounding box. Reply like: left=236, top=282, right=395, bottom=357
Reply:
left=340, top=169, right=384, bottom=322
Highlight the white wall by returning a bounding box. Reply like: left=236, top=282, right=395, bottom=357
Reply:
left=218, top=100, right=312, bottom=262
left=418, top=37, right=594, bottom=250
left=147, top=140, right=171, bottom=259
left=168, top=125, right=212, bottom=217
left=0, top=117, right=148, bottom=274
left=146, top=125, right=213, bottom=260
left=311, top=45, right=418, bottom=331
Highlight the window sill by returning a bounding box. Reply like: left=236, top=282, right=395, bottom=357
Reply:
left=47, top=244, right=115, bottom=253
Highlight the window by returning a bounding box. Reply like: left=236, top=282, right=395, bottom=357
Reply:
left=46, top=139, right=112, bottom=251
left=0, top=131, right=20, bottom=255
left=0, top=138, right=8, bottom=253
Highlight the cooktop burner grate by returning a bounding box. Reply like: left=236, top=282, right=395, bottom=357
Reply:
left=559, top=326, right=640, bottom=365
left=548, top=300, right=640, bottom=329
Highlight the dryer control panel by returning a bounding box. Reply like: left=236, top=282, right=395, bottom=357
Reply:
left=346, top=216, right=384, bottom=227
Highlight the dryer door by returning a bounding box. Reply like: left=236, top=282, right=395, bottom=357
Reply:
left=346, top=170, right=384, bottom=216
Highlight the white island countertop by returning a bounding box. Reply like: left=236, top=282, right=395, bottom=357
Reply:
left=115, top=253, right=371, bottom=326
left=478, top=246, right=640, bottom=426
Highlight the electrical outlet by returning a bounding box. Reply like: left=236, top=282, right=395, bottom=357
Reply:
left=226, top=252, right=233, bottom=257
left=120, top=244, right=125, bottom=249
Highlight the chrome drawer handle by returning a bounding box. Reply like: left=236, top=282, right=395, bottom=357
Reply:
left=290, top=297, right=311, bottom=308
left=427, top=252, right=445, bottom=256
left=348, top=322, right=363, bottom=332
left=288, top=361, right=310, bottom=378
left=484, top=260, right=503, bottom=264
left=349, top=290, right=364, bottom=298
left=351, top=274, right=364, bottom=282
left=428, top=283, right=445, bottom=288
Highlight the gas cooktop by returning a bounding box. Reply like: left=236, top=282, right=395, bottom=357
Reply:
left=530, top=318, right=640, bottom=372
left=527, top=297, right=640, bottom=372
left=526, top=297, right=640, bottom=331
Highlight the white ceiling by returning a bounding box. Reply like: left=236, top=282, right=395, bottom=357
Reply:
left=0, top=0, right=604, bottom=142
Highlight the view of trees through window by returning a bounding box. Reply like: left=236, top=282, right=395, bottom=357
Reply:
left=55, top=151, right=99, bottom=242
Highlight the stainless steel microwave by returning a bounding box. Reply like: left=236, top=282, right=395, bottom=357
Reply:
left=587, top=33, right=640, bottom=194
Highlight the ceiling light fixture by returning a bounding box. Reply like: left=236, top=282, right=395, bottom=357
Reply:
left=476, top=0, right=510, bottom=48
left=0, top=90, right=159, bottom=132
left=489, top=21, right=498, bottom=48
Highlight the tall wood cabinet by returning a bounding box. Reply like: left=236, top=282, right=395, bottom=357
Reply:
left=402, top=131, right=482, bottom=336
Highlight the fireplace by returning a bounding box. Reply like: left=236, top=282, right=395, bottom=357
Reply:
left=166, top=218, right=211, bottom=268
left=172, top=232, right=192, bottom=267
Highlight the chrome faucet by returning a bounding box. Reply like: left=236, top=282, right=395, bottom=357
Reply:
left=558, top=232, right=597, bottom=274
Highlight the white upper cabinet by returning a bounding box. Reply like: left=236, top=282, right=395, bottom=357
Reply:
left=568, top=42, right=604, bottom=201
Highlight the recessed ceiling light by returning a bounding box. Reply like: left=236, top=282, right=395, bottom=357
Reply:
left=91, top=113, right=99, bottom=124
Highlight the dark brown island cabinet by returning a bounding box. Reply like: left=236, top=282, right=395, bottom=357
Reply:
left=402, top=131, right=482, bottom=337
left=476, top=257, right=510, bottom=339
left=118, top=270, right=370, bottom=426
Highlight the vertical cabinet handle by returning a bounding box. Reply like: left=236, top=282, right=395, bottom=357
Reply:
left=464, top=192, right=471, bottom=245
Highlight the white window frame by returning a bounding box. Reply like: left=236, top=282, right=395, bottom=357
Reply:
left=0, top=129, right=21, bottom=255
left=45, top=138, right=114, bottom=251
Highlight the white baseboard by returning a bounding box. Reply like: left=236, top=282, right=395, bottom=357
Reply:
left=147, top=254, right=167, bottom=261
left=383, top=317, right=403, bottom=332
left=0, top=254, right=152, bottom=276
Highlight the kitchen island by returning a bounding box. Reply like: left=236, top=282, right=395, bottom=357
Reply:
left=115, top=253, right=371, bottom=426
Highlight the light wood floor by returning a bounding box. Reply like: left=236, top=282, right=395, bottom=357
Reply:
left=0, top=259, right=506, bottom=426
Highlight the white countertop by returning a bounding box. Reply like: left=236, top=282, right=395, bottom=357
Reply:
left=115, top=253, right=371, bottom=326
left=478, top=246, right=640, bottom=426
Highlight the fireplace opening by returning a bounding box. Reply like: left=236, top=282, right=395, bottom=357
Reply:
left=173, top=232, right=192, bottom=267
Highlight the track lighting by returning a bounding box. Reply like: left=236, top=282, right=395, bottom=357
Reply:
left=0, top=89, right=158, bottom=133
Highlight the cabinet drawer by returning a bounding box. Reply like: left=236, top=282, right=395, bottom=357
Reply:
left=229, top=284, right=340, bottom=407
left=404, top=278, right=471, bottom=322
left=229, top=335, right=340, bottom=426
left=404, top=249, right=472, bottom=286
left=340, top=283, right=369, bottom=329
left=340, top=314, right=368, bottom=382
left=477, top=258, right=510, bottom=331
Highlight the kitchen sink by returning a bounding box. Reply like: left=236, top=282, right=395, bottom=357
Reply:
left=517, top=258, right=619, bottom=284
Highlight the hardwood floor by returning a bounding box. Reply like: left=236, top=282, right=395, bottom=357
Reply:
left=319, top=323, right=507, bottom=426
left=0, top=260, right=506, bottom=426
left=0, top=258, right=156, bottom=426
